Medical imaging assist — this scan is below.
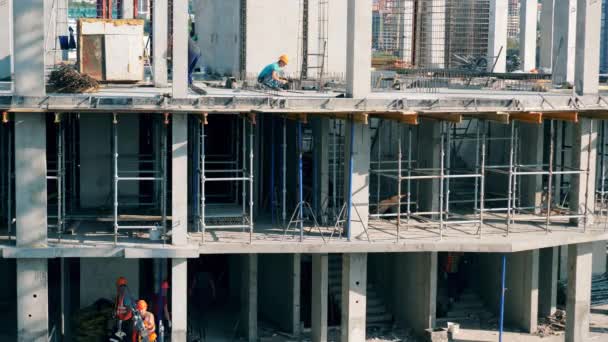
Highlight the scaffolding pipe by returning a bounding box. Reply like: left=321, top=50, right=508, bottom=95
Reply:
left=201, top=118, right=206, bottom=241
left=249, top=119, right=254, bottom=243
left=282, top=117, right=287, bottom=225
left=397, top=121, right=402, bottom=241
left=347, top=117, right=354, bottom=241
left=546, top=120, right=554, bottom=232
left=113, top=113, right=118, bottom=244
left=499, top=254, right=506, bottom=342
left=271, top=118, right=275, bottom=225
left=298, top=120, right=304, bottom=241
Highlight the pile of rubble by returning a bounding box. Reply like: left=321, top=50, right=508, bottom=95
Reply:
left=48, top=64, right=100, bottom=93
left=537, top=310, right=566, bottom=338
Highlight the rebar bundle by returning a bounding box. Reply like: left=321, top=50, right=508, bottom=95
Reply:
left=48, top=65, right=100, bottom=93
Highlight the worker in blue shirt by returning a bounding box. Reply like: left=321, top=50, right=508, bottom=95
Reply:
left=258, top=55, right=289, bottom=89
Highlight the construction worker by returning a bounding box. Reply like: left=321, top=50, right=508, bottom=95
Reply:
left=442, top=252, right=465, bottom=306
left=257, top=55, right=289, bottom=89
left=133, top=300, right=157, bottom=342
left=114, top=276, right=135, bottom=340
left=152, top=280, right=172, bottom=331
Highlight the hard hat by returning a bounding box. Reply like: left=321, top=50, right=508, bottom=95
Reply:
left=279, top=54, right=289, bottom=65
left=117, top=277, right=127, bottom=287
left=161, top=281, right=169, bottom=289
left=136, top=300, right=148, bottom=311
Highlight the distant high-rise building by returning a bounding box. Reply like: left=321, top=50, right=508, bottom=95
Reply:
left=508, top=0, right=520, bottom=39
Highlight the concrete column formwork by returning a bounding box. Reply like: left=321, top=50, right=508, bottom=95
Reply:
left=346, top=0, right=372, bottom=98
left=565, top=243, right=593, bottom=342
left=312, top=254, right=329, bottom=342
left=539, top=0, right=555, bottom=70
left=575, top=0, right=601, bottom=95
left=343, top=121, right=371, bottom=240
left=341, top=253, right=367, bottom=342
left=172, top=114, right=188, bottom=245
left=487, top=0, right=508, bottom=72
left=153, top=0, right=169, bottom=87
left=519, top=0, right=538, bottom=72
left=552, top=0, right=576, bottom=85
left=172, top=0, right=188, bottom=98
left=519, top=123, right=544, bottom=213
left=569, top=118, right=597, bottom=226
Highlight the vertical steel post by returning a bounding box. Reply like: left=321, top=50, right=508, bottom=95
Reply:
left=347, top=117, right=355, bottom=241
left=298, top=120, right=304, bottom=241
left=161, top=115, right=168, bottom=234
left=113, top=113, right=119, bottom=244
left=507, top=123, right=515, bottom=234
left=249, top=120, right=254, bottom=243
left=499, top=254, right=507, bottom=342
left=283, top=117, right=287, bottom=225
left=201, top=118, right=206, bottom=241
left=546, top=120, right=554, bottom=232
left=397, top=122, right=402, bottom=241
left=271, top=118, right=275, bottom=225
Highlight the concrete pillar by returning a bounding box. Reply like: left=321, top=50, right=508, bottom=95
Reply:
left=565, top=243, right=593, bottom=342
left=341, top=253, right=366, bottom=342
left=575, top=0, right=602, bottom=95
left=121, top=0, right=135, bottom=19
left=0, top=0, right=11, bottom=80
left=172, top=0, right=188, bottom=98
left=592, top=241, right=607, bottom=275
left=506, top=250, right=539, bottom=333
left=13, top=0, right=46, bottom=96
left=171, top=258, right=187, bottom=342
left=153, top=0, right=168, bottom=87
left=17, top=259, right=48, bottom=342
left=519, top=0, right=538, bottom=71
left=487, top=0, right=508, bottom=72
left=538, top=247, right=558, bottom=317
left=241, top=255, right=258, bottom=342
left=397, top=0, right=415, bottom=65
left=346, top=0, right=372, bottom=98
left=311, top=254, right=328, bottom=342
left=569, top=118, right=597, bottom=226
left=15, top=113, right=47, bottom=246
left=393, top=252, right=437, bottom=336
left=60, top=258, right=71, bottom=341
left=519, top=123, right=544, bottom=212
left=420, top=0, right=446, bottom=68
left=313, top=118, right=330, bottom=223
left=417, top=120, right=441, bottom=214
left=172, top=114, right=188, bottom=245
left=552, top=0, right=576, bottom=85
left=343, top=121, right=370, bottom=240
left=539, top=0, right=555, bottom=70
left=559, top=245, right=568, bottom=280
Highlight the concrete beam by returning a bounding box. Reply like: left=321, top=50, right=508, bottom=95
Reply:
left=13, top=0, right=45, bottom=96
left=346, top=0, right=372, bottom=98
left=488, top=0, right=508, bottom=72
left=575, top=0, right=601, bottom=95
left=172, top=0, right=188, bottom=98
left=565, top=243, right=592, bottom=342
left=552, top=0, right=576, bottom=85
left=539, top=0, right=555, bottom=70
left=506, top=250, right=539, bottom=333
left=17, top=259, right=48, bottom=342
left=312, top=117, right=330, bottom=223
left=341, top=253, right=367, bottom=342
left=519, top=0, right=538, bottom=71
left=538, top=247, right=558, bottom=317
left=15, top=113, right=47, bottom=247
left=519, top=123, right=544, bottom=212
left=153, top=0, right=168, bottom=87
left=241, top=254, right=258, bottom=342
left=312, top=254, right=328, bottom=342
left=569, top=118, right=597, bottom=226
left=343, top=121, right=370, bottom=240
left=172, top=114, right=188, bottom=245
left=171, top=258, right=188, bottom=342
left=393, top=252, right=437, bottom=336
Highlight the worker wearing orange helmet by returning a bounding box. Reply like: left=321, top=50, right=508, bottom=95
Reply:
left=257, top=55, right=290, bottom=90
left=133, top=300, right=157, bottom=342
left=114, top=276, right=136, bottom=338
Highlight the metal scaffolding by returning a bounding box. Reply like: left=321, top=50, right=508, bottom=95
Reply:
left=596, top=120, right=608, bottom=228
left=195, top=114, right=254, bottom=243
left=47, top=113, right=67, bottom=236
left=111, top=113, right=168, bottom=243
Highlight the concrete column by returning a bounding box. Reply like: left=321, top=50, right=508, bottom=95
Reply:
left=313, top=118, right=330, bottom=223
left=343, top=121, right=370, bottom=240
left=17, top=259, right=48, bottom=342
left=565, top=242, right=593, bottom=342
left=506, top=250, right=539, bottom=333
left=172, top=0, right=188, bottom=98
left=592, top=241, right=607, bottom=275
left=575, top=0, right=602, bottom=95
left=240, top=255, right=258, bottom=342
left=417, top=120, right=441, bottom=214
left=538, top=247, right=558, bottom=317
left=393, top=252, right=437, bottom=336
left=552, top=0, right=576, bottom=85
left=172, top=114, right=188, bottom=245
left=0, top=0, right=12, bottom=80
left=487, top=0, right=508, bottom=72
left=15, top=113, right=47, bottom=246
left=422, top=0, right=446, bottom=68
left=569, top=118, right=597, bottom=226
left=121, top=0, right=135, bottom=19
left=311, top=254, right=328, bottom=342
left=539, top=0, right=555, bottom=70
left=60, top=258, right=72, bottom=341
left=13, top=0, right=46, bottom=96
left=397, top=0, right=415, bottom=65
left=153, top=0, right=168, bottom=87
left=519, top=0, right=538, bottom=71
left=346, top=0, right=372, bottom=98
left=341, top=253, right=366, bottom=342
left=171, top=258, right=187, bottom=342
left=519, top=123, right=544, bottom=212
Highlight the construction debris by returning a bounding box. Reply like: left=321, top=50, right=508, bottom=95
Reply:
left=48, top=65, right=100, bottom=93
left=559, top=272, right=608, bottom=307
left=71, top=298, right=114, bottom=342
left=537, top=310, right=566, bottom=338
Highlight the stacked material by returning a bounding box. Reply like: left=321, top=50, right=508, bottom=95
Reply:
left=559, top=273, right=608, bottom=307
left=537, top=310, right=566, bottom=337
left=72, top=299, right=114, bottom=342
left=48, top=65, right=100, bottom=93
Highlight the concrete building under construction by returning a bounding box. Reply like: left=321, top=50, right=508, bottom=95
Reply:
left=1, top=0, right=608, bottom=341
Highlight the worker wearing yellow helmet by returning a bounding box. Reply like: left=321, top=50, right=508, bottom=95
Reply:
left=257, top=55, right=290, bottom=90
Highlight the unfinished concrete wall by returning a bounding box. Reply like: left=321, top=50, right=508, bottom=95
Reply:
left=79, top=258, right=140, bottom=308
left=79, top=114, right=139, bottom=208
left=305, top=0, right=348, bottom=79
left=0, top=0, right=11, bottom=80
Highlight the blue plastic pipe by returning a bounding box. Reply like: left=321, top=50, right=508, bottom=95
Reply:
left=346, top=117, right=355, bottom=241
left=270, top=118, right=275, bottom=224
left=499, top=254, right=507, bottom=342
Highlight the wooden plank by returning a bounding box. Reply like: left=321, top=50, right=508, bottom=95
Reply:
left=579, top=111, right=608, bottom=119
left=369, top=112, right=418, bottom=125
left=510, top=112, right=542, bottom=124
left=475, top=112, right=510, bottom=124
left=540, top=111, right=578, bottom=123
left=423, top=113, right=463, bottom=123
